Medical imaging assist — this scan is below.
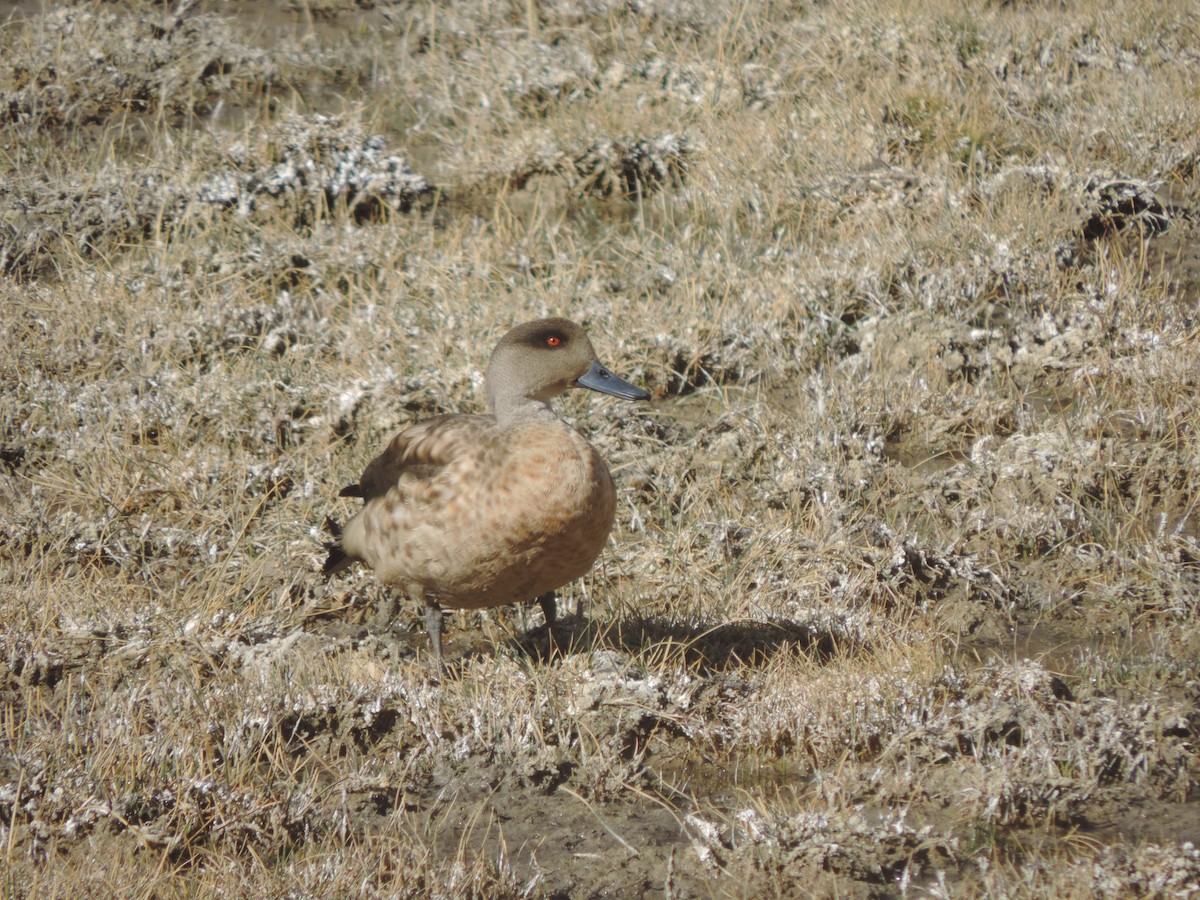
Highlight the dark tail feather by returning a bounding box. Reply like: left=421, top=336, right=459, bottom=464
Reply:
left=323, top=542, right=354, bottom=577
left=338, top=483, right=363, bottom=498
left=321, top=515, right=355, bottom=577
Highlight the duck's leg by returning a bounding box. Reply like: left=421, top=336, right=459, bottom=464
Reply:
left=424, top=602, right=446, bottom=672
left=537, top=591, right=557, bottom=629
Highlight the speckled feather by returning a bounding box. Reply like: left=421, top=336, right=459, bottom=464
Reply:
left=339, top=414, right=615, bottom=609
left=323, top=318, right=648, bottom=651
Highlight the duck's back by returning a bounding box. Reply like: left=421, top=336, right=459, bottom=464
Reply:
left=341, top=414, right=616, bottom=609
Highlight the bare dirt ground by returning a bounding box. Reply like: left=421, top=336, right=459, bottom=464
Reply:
left=3, top=0, right=1200, bottom=896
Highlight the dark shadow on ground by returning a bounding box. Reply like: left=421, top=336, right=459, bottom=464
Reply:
left=515, top=612, right=862, bottom=673
left=305, top=587, right=866, bottom=673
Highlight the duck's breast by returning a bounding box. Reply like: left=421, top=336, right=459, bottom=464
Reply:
left=367, top=419, right=617, bottom=608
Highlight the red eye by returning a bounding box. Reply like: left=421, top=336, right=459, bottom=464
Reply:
left=546, top=335, right=562, bottom=347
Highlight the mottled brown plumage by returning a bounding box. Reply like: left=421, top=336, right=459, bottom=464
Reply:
left=323, top=318, right=649, bottom=669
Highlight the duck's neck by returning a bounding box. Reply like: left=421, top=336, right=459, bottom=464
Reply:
left=488, top=391, right=558, bottom=426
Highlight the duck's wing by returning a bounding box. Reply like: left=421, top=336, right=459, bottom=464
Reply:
left=323, top=413, right=497, bottom=578
left=340, top=413, right=497, bottom=502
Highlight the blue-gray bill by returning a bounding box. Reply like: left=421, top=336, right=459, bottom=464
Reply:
left=575, top=360, right=651, bottom=401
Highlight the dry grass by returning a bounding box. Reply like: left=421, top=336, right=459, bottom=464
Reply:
left=4, top=0, right=1200, bottom=895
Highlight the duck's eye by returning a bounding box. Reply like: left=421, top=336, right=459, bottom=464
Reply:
left=546, top=335, right=562, bottom=348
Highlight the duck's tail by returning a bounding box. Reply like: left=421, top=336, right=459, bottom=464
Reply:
left=322, top=515, right=355, bottom=577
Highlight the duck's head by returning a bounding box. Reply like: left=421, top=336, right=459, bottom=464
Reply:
left=486, top=318, right=650, bottom=417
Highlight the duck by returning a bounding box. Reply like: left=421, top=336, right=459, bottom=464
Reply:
left=323, top=317, right=650, bottom=669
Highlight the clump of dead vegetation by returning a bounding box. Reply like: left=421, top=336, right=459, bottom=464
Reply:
left=0, top=4, right=273, bottom=127
left=0, top=112, right=434, bottom=278
left=3, top=0, right=1200, bottom=895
